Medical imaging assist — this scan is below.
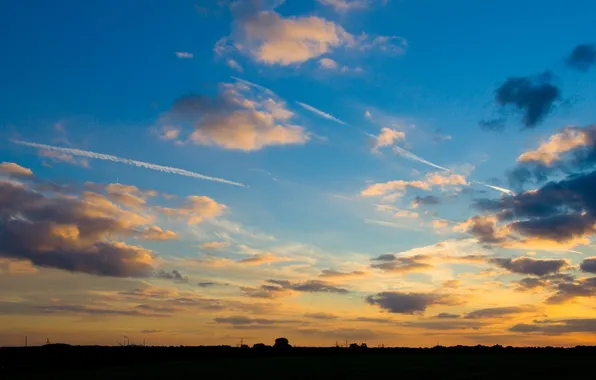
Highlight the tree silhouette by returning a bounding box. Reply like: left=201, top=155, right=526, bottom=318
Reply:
left=274, top=337, right=291, bottom=348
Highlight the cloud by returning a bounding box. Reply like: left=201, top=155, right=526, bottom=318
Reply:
left=226, top=58, right=243, bottom=72
left=492, top=72, right=561, bottom=128
left=425, top=171, right=467, bottom=188
left=155, top=269, right=188, bottom=283
left=39, top=149, right=90, bottom=168
left=0, top=162, right=33, bottom=177
left=361, top=179, right=429, bottom=198
left=237, top=252, right=285, bottom=265
left=319, top=58, right=339, bottom=69
left=490, top=257, right=570, bottom=277
left=371, top=128, right=405, bottom=153
left=565, top=43, right=596, bottom=72
left=580, top=257, right=596, bottom=273
left=37, top=304, right=169, bottom=318
left=156, top=195, right=226, bottom=224
left=0, top=181, right=159, bottom=277
left=162, top=82, right=309, bottom=151
left=435, top=313, right=460, bottom=319
left=370, top=255, right=432, bottom=273
left=202, top=241, right=230, bottom=250
left=359, top=35, right=408, bottom=55
left=175, top=52, right=193, bottom=59
left=508, top=124, right=596, bottom=186
left=318, top=0, right=370, bottom=12
left=267, top=279, right=349, bottom=294
left=479, top=118, right=506, bottom=132
left=472, top=170, right=596, bottom=248
left=402, top=320, right=484, bottom=331
left=229, top=10, right=354, bottom=65
left=158, top=125, right=181, bottom=141
left=13, top=140, right=245, bottom=187
left=464, top=305, right=537, bottom=319
left=365, top=292, right=454, bottom=314
left=364, top=218, right=423, bottom=231
left=296, top=101, right=347, bottom=125
left=546, top=277, right=596, bottom=303
left=518, top=127, right=590, bottom=165
left=319, top=269, right=368, bottom=278
left=214, top=316, right=276, bottom=326
left=510, top=319, right=596, bottom=335
left=140, top=226, right=178, bottom=241
left=304, top=312, right=338, bottom=320
left=411, top=195, right=441, bottom=208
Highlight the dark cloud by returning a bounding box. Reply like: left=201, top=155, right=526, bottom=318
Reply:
left=434, top=312, right=460, bottom=319
left=197, top=282, right=217, bottom=288
left=479, top=118, right=506, bottom=132
left=349, top=317, right=394, bottom=324
left=411, top=195, right=442, bottom=207
left=510, top=318, right=596, bottom=335
left=214, top=316, right=277, bottom=326
left=365, top=292, right=452, bottom=314
left=566, top=44, right=596, bottom=72
left=0, top=180, right=157, bottom=277
left=546, top=277, right=596, bottom=304
left=464, top=305, right=537, bottom=319
left=37, top=304, right=169, bottom=318
left=580, top=257, right=596, bottom=273
left=460, top=216, right=504, bottom=244
left=507, top=125, right=596, bottom=187
left=370, top=255, right=432, bottom=273
left=319, top=269, right=367, bottom=278
left=491, top=257, right=569, bottom=277
left=516, top=277, right=546, bottom=290
left=304, top=312, right=338, bottom=320
left=491, top=72, right=560, bottom=128
left=267, top=279, right=349, bottom=294
left=474, top=170, right=596, bottom=245
left=402, top=320, right=484, bottom=330
left=155, top=269, right=188, bottom=283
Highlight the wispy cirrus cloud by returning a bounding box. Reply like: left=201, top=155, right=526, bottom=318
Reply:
left=175, top=52, right=193, bottom=59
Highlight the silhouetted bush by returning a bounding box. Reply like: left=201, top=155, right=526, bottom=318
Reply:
left=274, top=337, right=291, bottom=349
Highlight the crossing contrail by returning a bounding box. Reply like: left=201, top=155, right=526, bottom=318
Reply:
left=12, top=140, right=246, bottom=187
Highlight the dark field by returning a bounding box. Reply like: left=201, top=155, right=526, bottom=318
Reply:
left=2, top=346, right=595, bottom=379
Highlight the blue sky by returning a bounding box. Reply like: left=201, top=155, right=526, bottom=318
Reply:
left=1, top=0, right=596, bottom=347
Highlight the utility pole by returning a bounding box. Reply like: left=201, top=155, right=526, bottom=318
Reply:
left=25, top=336, right=27, bottom=347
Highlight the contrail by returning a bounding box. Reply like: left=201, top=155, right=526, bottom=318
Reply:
left=230, top=76, right=274, bottom=95
left=471, top=180, right=513, bottom=195
left=391, top=145, right=514, bottom=195
left=296, top=101, right=347, bottom=126
left=392, top=145, right=450, bottom=172
left=13, top=140, right=246, bottom=187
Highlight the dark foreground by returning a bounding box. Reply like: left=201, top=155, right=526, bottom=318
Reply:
left=2, top=345, right=595, bottom=379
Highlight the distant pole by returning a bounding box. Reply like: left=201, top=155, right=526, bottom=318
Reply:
left=25, top=336, right=27, bottom=347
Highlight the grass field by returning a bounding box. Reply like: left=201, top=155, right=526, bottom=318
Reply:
left=2, top=351, right=590, bottom=379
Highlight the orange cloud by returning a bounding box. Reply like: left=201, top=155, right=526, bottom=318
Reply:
left=0, top=162, right=33, bottom=177
left=518, top=127, right=588, bottom=165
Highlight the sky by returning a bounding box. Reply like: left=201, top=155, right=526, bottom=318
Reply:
left=1, top=0, right=596, bottom=347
